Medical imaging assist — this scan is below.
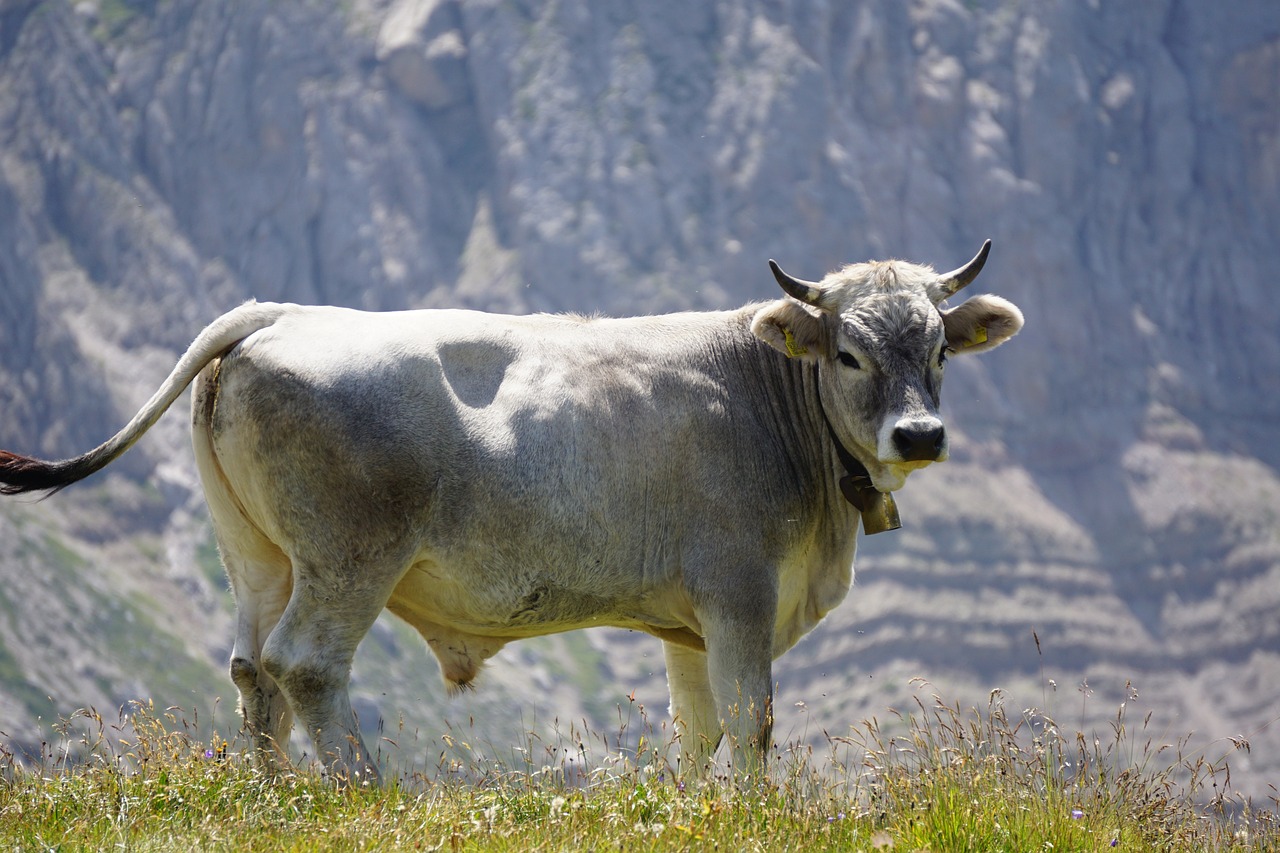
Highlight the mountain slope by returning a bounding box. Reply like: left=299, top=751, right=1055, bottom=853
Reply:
left=0, top=0, right=1277, bottom=797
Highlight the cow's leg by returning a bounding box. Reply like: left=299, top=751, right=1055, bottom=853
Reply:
left=224, top=549, right=294, bottom=767
left=701, top=611, right=776, bottom=779
left=258, top=561, right=403, bottom=784
left=662, top=642, right=720, bottom=776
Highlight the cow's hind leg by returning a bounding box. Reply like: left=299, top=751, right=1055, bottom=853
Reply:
left=663, top=642, right=721, bottom=776
left=258, top=557, right=407, bottom=784
left=223, top=547, right=294, bottom=767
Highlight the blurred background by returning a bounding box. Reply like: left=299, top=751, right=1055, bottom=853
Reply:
left=0, top=0, right=1277, bottom=799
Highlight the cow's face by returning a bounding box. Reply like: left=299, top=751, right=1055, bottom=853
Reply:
left=752, top=241, right=1023, bottom=492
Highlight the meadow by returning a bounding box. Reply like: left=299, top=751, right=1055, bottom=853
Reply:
left=0, top=680, right=1274, bottom=851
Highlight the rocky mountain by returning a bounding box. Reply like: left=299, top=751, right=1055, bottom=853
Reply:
left=0, top=0, right=1277, bottom=799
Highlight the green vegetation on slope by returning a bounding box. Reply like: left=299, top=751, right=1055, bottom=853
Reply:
left=0, top=690, right=1273, bottom=851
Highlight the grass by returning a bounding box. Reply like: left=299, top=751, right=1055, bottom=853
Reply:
left=0, top=685, right=1274, bottom=851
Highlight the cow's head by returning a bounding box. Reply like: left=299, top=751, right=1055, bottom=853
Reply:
left=751, top=241, right=1023, bottom=492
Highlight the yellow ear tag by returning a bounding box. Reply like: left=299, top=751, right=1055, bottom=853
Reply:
left=783, top=328, right=809, bottom=358
left=965, top=326, right=988, bottom=348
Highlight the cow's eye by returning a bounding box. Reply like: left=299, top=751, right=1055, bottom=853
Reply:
left=837, top=351, right=860, bottom=369
left=937, top=347, right=950, bottom=368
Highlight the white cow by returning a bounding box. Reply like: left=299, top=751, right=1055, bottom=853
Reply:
left=0, top=244, right=1022, bottom=781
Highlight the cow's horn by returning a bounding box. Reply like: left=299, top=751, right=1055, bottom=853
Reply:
left=769, top=260, right=824, bottom=306
left=934, top=239, right=992, bottom=300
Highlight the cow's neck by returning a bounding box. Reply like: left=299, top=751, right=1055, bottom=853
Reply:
left=810, top=364, right=902, bottom=535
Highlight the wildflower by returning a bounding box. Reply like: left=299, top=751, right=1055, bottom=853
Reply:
left=203, top=749, right=215, bottom=759
left=1071, top=808, right=1084, bottom=819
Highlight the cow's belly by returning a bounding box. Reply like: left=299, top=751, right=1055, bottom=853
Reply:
left=387, top=555, right=696, bottom=639
left=385, top=555, right=702, bottom=686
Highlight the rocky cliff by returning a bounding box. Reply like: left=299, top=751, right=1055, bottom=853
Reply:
left=0, top=0, right=1277, bottom=798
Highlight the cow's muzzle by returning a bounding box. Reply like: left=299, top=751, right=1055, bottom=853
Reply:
left=892, top=422, right=947, bottom=462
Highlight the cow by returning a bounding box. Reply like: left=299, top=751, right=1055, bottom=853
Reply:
left=0, top=243, right=1022, bottom=782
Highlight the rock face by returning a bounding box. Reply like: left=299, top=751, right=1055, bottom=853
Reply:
left=0, top=0, right=1277, bottom=796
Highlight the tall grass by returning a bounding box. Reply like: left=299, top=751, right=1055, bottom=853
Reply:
left=0, top=686, right=1274, bottom=851
left=845, top=678, right=1275, bottom=850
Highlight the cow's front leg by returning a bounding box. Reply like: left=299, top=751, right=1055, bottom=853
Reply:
left=663, top=641, right=720, bottom=776
left=701, top=606, right=776, bottom=780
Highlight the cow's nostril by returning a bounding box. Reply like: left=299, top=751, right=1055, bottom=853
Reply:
left=892, top=423, right=946, bottom=462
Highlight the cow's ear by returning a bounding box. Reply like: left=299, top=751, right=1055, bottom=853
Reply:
left=751, top=299, right=825, bottom=361
left=941, top=294, right=1024, bottom=354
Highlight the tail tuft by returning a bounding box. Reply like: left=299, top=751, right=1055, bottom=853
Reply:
left=0, top=450, right=82, bottom=497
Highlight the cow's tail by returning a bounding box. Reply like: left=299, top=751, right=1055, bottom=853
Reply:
left=0, top=301, right=292, bottom=497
